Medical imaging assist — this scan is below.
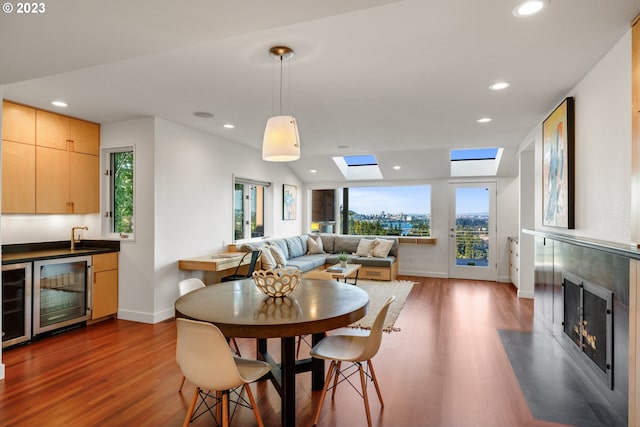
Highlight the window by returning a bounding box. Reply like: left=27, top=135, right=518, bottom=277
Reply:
left=104, top=148, right=134, bottom=239
left=234, top=177, right=270, bottom=242
left=341, top=185, right=431, bottom=236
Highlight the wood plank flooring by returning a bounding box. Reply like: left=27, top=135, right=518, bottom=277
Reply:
left=0, top=277, right=573, bottom=427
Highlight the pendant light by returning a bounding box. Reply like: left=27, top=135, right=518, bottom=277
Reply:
left=263, top=46, right=301, bottom=162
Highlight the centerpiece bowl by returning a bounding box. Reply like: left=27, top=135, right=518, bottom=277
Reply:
left=252, top=267, right=302, bottom=297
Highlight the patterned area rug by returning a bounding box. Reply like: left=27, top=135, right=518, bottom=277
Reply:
left=348, top=279, right=415, bottom=332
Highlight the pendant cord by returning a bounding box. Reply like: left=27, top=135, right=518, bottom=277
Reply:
left=279, top=54, right=283, bottom=115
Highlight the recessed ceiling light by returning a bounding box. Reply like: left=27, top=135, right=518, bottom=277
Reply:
left=193, top=111, right=214, bottom=119
left=393, top=165, right=401, bottom=170
left=477, top=117, right=492, bottom=123
left=310, top=169, right=317, bottom=173
left=337, top=145, right=350, bottom=149
left=512, top=0, right=548, bottom=17
left=223, top=124, right=235, bottom=129
left=51, top=100, right=68, bottom=107
left=489, top=82, right=510, bottom=90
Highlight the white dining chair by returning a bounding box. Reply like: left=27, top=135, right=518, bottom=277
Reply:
left=310, top=296, right=395, bottom=427
left=177, top=278, right=241, bottom=393
left=176, top=318, right=271, bottom=427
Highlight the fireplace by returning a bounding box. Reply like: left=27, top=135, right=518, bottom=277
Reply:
left=562, top=272, right=614, bottom=389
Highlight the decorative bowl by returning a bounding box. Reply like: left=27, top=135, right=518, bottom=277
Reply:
left=252, top=268, right=302, bottom=297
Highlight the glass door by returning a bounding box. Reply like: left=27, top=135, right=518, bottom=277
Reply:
left=33, top=256, right=90, bottom=335
left=2, top=263, right=32, bottom=347
left=449, top=183, right=497, bottom=281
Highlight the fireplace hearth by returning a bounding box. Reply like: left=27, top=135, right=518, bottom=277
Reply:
left=562, top=271, right=613, bottom=389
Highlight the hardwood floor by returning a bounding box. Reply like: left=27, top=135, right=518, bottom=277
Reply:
left=0, top=277, right=573, bottom=427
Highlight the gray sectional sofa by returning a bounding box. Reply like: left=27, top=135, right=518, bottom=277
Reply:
left=239, top=234, right=398, bottom=281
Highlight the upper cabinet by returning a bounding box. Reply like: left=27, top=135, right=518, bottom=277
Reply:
left=2, top=101, right=35, bottom=145
left=2, top=100, right=100, bottom=214
left=36, top=109, right=100, bottom=155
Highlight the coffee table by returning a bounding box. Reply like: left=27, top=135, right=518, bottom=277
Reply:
left=324, top=263, right=361, bottom=285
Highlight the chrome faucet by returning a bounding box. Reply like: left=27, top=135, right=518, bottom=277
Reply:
left=71, top=226, right=88, bottom=250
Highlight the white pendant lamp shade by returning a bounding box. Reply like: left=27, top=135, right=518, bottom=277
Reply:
left=262, top=115, right=300, bottom=162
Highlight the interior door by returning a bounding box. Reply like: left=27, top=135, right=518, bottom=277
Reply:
left=449, top=182, right=497, bottom=281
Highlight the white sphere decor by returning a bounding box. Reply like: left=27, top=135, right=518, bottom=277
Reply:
left=252, top=268, right=302, bottom=297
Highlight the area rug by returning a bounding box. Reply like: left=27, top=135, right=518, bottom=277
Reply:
left=348, top=279, right=415, bottom=332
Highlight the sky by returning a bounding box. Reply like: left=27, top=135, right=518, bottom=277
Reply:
left=348, top=185, right=489, bottom=215
left=348, top=186, right=430, bottom=215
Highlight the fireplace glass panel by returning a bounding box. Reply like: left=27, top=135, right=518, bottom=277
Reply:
left=583, top=288, right=608, bottom=373
left=563, top=278, right=581, bottom=346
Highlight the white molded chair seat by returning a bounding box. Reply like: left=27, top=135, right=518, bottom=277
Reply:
left=177, top=278, right=241, bottom=393
left=176, top=318, right=271, bottom=427
left=310, top=296, right=395, bottom=427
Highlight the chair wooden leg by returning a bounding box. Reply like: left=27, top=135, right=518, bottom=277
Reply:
left=178, top=375, right=186, bottom=392
left=331, top=361, right=342, bottom=399
left=358, top=364, right=373, bottom=427
left=367, top=359, right=384, bottom=407
left=313, top=360, right=336, bottom=426
left=216, top=391, right=222, bottom=422
left=183, top=387, right=199, bottom=427
left=243, top=383, right=265, bottom=427
left=222, top=391, right=229, bottom=427
left=231, top=338, right=242, bottom=356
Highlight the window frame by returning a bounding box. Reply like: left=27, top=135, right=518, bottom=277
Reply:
left=102, top=146, right=136, bottom=241
left=232, top=175, right=271, bottom=243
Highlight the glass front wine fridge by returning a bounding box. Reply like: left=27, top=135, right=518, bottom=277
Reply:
left=33, top=256, right=92, bottom=335
left=2, top=262, right=32, bottom=348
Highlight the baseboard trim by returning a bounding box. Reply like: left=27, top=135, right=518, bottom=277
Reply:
left=398, top=269, right=448, bottom=278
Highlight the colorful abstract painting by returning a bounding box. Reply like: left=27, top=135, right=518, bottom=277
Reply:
left=283, top=184, right=297, bottom=220
left=542, top=97, right=574, bottom=228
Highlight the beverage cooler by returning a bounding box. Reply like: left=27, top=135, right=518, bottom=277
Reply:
left=2, top=263, right=32, bottom=348
left=33, top=256, right=92, bottom=335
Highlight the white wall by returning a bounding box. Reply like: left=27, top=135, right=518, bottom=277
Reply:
left=152, top=118, right=302, bottom=321
left=533, top=30, right=632, bottom=244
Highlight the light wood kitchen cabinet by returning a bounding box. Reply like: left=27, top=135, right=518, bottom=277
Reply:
left=91, top=253, right=118, bottom=320
left=2, top=140, right=36, bottom=213
left=2, top=101, right=35, bottom=144
left=36, top=109, right=100, bottom=154
left=35, top=147, right=99, bottom=214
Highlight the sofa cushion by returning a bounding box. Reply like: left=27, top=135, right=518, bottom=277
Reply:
left=286, top=255, right=325, bottom=272
left=372, top=238, right=394, bottom=258
left=268, top=244, right=288, bottom=267
left=307, top=236, right=325, bottom=254
left=355, top=255, right=396, bottom=268
left=355, top=238, right=376, bottom=257
left=317, top=235, right=335, bottom=253
left=334, top=235, right=361, bottom=255
left=260, top=248, right=277, bottom=270
left=269, top=239, right=290, bottom=259
left=285, top=236, right=305, bottom=259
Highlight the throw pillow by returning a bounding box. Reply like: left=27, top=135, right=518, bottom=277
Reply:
left=260, top=248, right=277, bottom=270
left=372, top=238, right=394, bottom=258
left=269, top=244, right=288, bottom=268
left=307, top=236, right=325, bottom=254
left=354, top=238, right=377, bottom=257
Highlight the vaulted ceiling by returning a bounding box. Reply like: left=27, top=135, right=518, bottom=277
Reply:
left=2, top=0, right=639, bottom=183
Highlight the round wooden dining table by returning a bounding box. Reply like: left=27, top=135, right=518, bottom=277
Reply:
left=174, top=277, right=369, bottom=427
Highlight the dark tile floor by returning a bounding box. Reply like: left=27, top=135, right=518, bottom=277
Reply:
left=499, top=325, right=626, bottom=427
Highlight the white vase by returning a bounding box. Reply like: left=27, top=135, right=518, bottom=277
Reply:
left=340, top=261, right=347, bottom=267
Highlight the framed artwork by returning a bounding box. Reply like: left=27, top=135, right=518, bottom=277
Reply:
left=542, top=97, right=574, bottom=228
left=283, top=184, right=297, bottom=220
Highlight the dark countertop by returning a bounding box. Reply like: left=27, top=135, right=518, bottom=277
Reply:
left=2, top=240, right=120, bottom=264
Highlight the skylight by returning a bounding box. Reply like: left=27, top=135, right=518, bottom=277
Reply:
left=332, top=154, right=383, bottom=180
left=343, top=154, right=378, bottom=166
left=450, top=148, right=503, bottom=177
